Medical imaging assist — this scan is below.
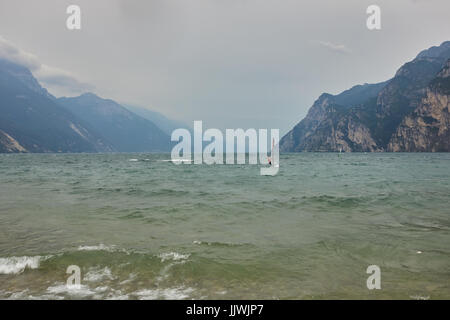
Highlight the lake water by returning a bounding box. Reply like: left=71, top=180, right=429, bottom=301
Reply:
left=0, top=153, right=449, bottom=299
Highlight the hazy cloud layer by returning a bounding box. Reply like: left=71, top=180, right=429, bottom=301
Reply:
left=317, top=41, right=352, bottom=54
left=0, top=0, right=449, bottom=133
left=0, top=36, right=94, bottom=95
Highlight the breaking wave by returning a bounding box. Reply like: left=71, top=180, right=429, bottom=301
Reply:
left=0, top=256, right=50, bottom=275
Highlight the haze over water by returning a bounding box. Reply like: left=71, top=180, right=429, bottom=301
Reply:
left=0, top=153, right=449, bottom=299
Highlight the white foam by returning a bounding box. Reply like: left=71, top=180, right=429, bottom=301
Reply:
left=6, top=289, right=29, bottom=299
left=84, top=267, right=116, bottom=282
left=216, top=290, right=227, bottom=295
left=0, top=255, right=48, bottom=274
left=77, top=244, right=116, bottom=252
left=76, top=244, right=131, bottom=255
left=155, top=253, right=190, bottom=283
left=158, top=252, right=190, bottom=262
left=119, top=273, right=137, bottom=285
left=93, top=286, right=109, bottom=293
left=28, top=294, right=65, bottom=300
left=46, top=282, right=119, bottom=299
left=5, top=289, right=66, bottom=300
left=134, top=287, right=194, bottom=300
left=47, top=284, right=97, bottom=297
left=410, top=295, right=430, bottom=300
left=128, top=159, right=139, bottom=162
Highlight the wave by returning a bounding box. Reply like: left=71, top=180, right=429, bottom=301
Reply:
left=47, top=283, right=99, bottom=297
left=300, top=194, right=369, bottom=208
left=128, top=158, right=151, bottom=162
left=410, top=295, right=430, bottom=300
left=148, top=189, right=190, bottom=197
left=4, top=289, right=63, bottom=300
left=158, top=252, right=190, bottom=262
left=77, top=244, right=117, bottom=252
left=192, top=240, right=250, bottom=248
left=6, top=285, right=195, bottom=300
left=119, top=273, right=137, bottom=285
left=0, top=255, right=50, bottom=274
left=84, top=267, right=116, bottom=282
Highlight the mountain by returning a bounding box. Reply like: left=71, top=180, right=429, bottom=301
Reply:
left=57, top=94, right=171, bottom=152
left=123, top=105, right=191, bottom=136
left=0, top=59, right=113, bottom=153
left=388, top=59, right=450, bottom=151
left=280, top=41, right=450, bottom=152
left=0, top=59, right=171, bottom=153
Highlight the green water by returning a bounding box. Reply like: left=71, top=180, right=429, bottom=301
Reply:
left=0, top=153, right=449, bottom=299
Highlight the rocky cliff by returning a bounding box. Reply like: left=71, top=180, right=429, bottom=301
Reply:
left=280, top=41, right=450, bottom=152
left=388, top=59, right=450, bottom=152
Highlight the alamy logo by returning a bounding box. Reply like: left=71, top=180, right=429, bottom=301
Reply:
left=66, top=5, right=81, bottom=30
left=366, top=5, right=381, bottom=30
left=66, top=265, right=81, bottom=288
left=366, top=265, right=381, bottom=290
left=171, top=121, right=279, bottom=176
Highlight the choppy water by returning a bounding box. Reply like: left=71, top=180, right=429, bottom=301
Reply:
left=0, top=153, right=449, bottom=300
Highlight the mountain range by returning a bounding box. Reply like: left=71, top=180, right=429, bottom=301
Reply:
left=0, top=59, right=112, bottom=153
left=0, top=59, right=184, bottom=153
left=1, top=41, right=449, bottom=154
left=57, top=94, right=170, bottom=152
left=280, top=41, right=450, bottom=152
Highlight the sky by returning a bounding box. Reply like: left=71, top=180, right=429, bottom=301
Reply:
left=0, top=0, right=449, bottom=134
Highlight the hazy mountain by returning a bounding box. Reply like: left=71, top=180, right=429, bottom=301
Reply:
left=0, top=59, right=171, bottom=153
left=0, top=59, right=113, bottom=153
left=280, top=41, right=450, bottom=152
left=123, top=105, right=191, bottom=136
left=57, top=94, right=171, bottom=152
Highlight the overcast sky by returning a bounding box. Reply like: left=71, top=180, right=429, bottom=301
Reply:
left=0, top=0, right=449, bottom=133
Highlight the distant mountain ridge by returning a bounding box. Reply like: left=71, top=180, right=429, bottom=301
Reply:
left=0, top=59, right=173, bottom=153
left=2, top=41, right=449, bottom=154
left=0, top=59, right=113, bottom=153
left=280, top=41, right=450, bottom=152
left=58, top=94, right=171, bottom=152
left=123, top=104, right=191, bottom=136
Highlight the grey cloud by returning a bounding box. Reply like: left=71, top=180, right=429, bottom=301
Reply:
left=0, top=36, right=40, bottom=70
left=35, top=64, right=95, bottom=94
left=317, top=41, right=352, bottom=54
left=0, top=36, right=94, bottom=96
left=0, top=0, right=449, bottom=133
